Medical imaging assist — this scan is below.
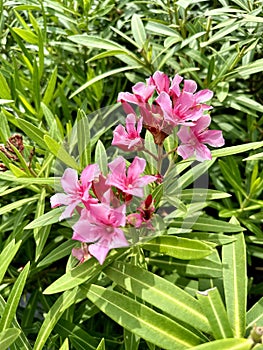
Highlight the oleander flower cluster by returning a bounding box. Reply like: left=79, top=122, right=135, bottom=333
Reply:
left=114, top=70, right=224, bottom=161
left=51, top=71, right=225, bottom=265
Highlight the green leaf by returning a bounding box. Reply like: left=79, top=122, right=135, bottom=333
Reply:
left=16, top=118, right=46, bottom=149
left=0, top=196, right=38, bottom=216
left=0, top=72, right=11, bottom=100
left=222, top=226, right=247, bottom=338
left=0, top=295, right=32, bottom=350
left=37, top=240, right=77, bottom=268
left=59, top=338, right=69, bottom=350
left=197, top=287, right=233, bottom=339
left=69, top=65, right=142, bottom=98
left=201, top=21, right=240, bottom=47
left=94, top=140, right=108, bottom=176
left=216, top=82, right=229, bottom=102
left=105, top=261, right=210, bottom=333
left=55, top=319, right=99, bottom=350
left=0, top=173, right=59, bottom=185
left=24, top=207, right=62, bottom=230
left=68, top=34, right=127, bottom=51
left=190, top=338, right=252, bottom=350
left=83, top=284, right=203, bottom=349
left=43, top=66, right=58, bottom=106
left=43, top=250, right=125, bottom=294
left=44, top=135, right=79, bottom=170
left=170, top=216, right=245, bottom=232
left=33, top=288, right=85, bottom=350
left=147, top=251, right=222, bottom=278
left=131, top=14, right=146, bottom=49
left=0, top=240, right=21, bottom=285
left=143, top=236, right=214, bottom=260
left=0, top=328, right=21, bottom=350
left=96, top=339, right=105, bottom=350
left=230, top=58, right=263, bottom=78
left=211, top=141, right=263, bottom=158
left=77, top=110, right=91, bottom=169
left=0, top=262, right=30, bottom=332
left=12, top=28, right=38, bottom=44
left=246, top=296, right=263, bottom=331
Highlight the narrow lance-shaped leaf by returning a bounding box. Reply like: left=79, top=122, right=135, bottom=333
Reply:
left=131, top=14, right=146, bottom=49
left=0, top=240, right=21, bottom=285
left=0, top=328, right=21, bottom=350
left=0, top=262, right=30, bottom=332
left=83, top=284, right=203, bottom=350
left=197, top=287, right=233, bottom=339
left=105, top=261, right=210, bottom=333
left=222, top=220, right=247, bottom=338
left=143, top=236, right=214, bottom=260
left=190, top=338, right=253, bottom=350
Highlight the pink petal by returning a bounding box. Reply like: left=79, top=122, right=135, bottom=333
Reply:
left=59, top=201, right=80, bottom=220
left=195, top=89, right=213, bottom=103
left=117, top=91, right=139, bottom=104
left=170, top=74, right=183, bottom=97
left=61, top=168, right=80, bottom=194
left=192, top=115, right=211, bottom=134
left=89, top=243, right=110, bottom=265
left=108, top=156, right=126, bottom=176
left=50, top=193, right=70, bottom=208
left=177, top=126, right=193, bottom=144
left=109, top=228, right=129, bottom=249
left=80, top=164, right=100, bottom=189
left=132, top=82, right=155, bottom=102
left=200, top=130, right=225, bottom=147
left=183, top=79, right=197, bottom=93
left=125, top=113, right=137, bottom=134
left=151, top=71, right=170, bottom=93
left=155, top=91, right=172, bottom=116
left=177, top=144, right=195, bottom=159
left=127, top=157, right=146, bottom=182
left=195, top=143, right=212, bottom=161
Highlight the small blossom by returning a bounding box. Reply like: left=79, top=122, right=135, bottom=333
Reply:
left=72, top=204, right=129, bottom=264
left=177, top=115, right=225, bottom=161
left=50, top=164, right=100, bottom=220
left=112, top=114, right=144, bottom=152
left=106, top=156, right=156, bottom=198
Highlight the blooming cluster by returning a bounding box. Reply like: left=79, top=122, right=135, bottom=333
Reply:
left=115, top=71, right=224, bottom=161
left=51, top=157, right=157, bottom=265
left=51, top=71, right=225, bottom=265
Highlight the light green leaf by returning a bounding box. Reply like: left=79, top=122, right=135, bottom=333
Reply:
left=197, top=287, right=233, bottom=339
left=83, top=284, right=203, bottom=350
left=0, top=196, right=38, bottom=216
left=96, top=339, right=105, bottom=350
left=0, top=73, right=11, bottom=100
left=77, top=111, right=91, bottom=169
left=105, top=261, right=210, bottom=333
left=222, top=225, right=247, bottom=338
left=190, top=338, right=252, bottom=350
left=216, top=82, right=229, bottom=102
left=0, top=262, right=30, bottom=332
left=43, top=66, right=58, bottom=106
left=68, top=34, right=127, bottom=51
left=44, top=135, right=79, bottom=170
left=145, top=21, right=181, bottom=38
left=0, top=328, right=21, bottom=350
left=201, top=22, right=240, bottom=47
left=59, top=338, right=69, bottom=350
left=243, top=152, right=263, bottom=161
left=37, top=240, right=77, bottom=268
left=94, top=140, right=108, bottom=176
left=24, top=207, right=62, bottom=230
left=170, top=216, right=245, bottom=232
left=0, top=295, right=32, bottom=350
left=0, top=240, right=22, bottom=285
left=147, top=251, right=222, bottom=278
left=33, top=288, right=85, bottom=350
left=143, top=236, right=214, bottom=260
left=16, top=119, right=47, bottom=149
left=69, top=65, right=142, bottom=98
left=12, top=28, right=38, bottom=44
left=212, top=141, right=263, bottom=157
left=0, top=173, right=59, bottom=185
left=43, top=250, right=125, bottom=294
left=131, top=14, right=146, bottom=49
left=246, top=297, right=263, bottom=331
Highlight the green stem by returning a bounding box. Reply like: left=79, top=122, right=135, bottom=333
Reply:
left=157, top=145, right=163, bottom=173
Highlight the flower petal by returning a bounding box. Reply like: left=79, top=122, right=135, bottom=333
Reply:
left=61, top=168, right=80, bottom=194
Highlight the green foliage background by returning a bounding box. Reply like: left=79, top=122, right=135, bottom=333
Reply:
left=0, top=0, right=263, bottom=349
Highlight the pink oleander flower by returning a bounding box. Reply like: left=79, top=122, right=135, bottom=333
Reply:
left=127, top=194, right=155, bottom=229
left=177, top=115, right=225, bottom=162
left=112, top=114, right=144, bottom=152
left=72, top=204, right=129, bottom=265
left=106, top=156, right=157, bottom=199
left=50, top=164, right=100, bottom=220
